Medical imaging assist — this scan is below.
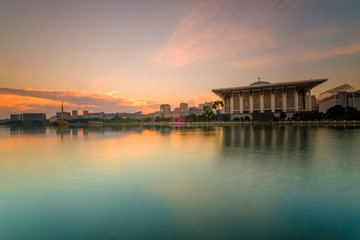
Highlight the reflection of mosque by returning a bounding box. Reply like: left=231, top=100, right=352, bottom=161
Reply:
left=220, top=126, right=314, bottom=161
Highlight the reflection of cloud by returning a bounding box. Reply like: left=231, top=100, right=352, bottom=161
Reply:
left=0, top=88, right=159, bottom=118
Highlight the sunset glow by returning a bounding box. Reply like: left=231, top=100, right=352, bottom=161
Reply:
left=1, top=0, right=360, bottom=118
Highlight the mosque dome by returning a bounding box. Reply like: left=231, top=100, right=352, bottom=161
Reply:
left=249, top=80, right=271, bottom=86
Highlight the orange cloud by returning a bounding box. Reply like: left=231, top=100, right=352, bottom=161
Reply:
left=0, top=88, right=160, bottom=118
left=0, top=94, right=63, bottom=110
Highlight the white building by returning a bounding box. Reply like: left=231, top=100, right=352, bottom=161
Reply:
left=318, top=84, right=360, bottom=112
left=212, top=78, right=327, bottom=120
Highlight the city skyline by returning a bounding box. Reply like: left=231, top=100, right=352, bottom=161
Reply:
left=1, top=0, right=360, bottom=118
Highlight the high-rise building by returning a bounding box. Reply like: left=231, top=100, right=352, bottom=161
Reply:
left=160, top=104, right=170, bottom=113
left=72, top=110, right=78, bottom=119
left=83, top=110, right=89, bottom=118
left=180, top=103, right=188, bottom=112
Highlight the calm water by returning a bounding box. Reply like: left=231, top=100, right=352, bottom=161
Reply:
left=1, top=125, right=360, bottom=239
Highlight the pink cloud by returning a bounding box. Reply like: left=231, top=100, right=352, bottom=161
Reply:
left=301, top=43, right=360, bottom=61
left=230, top=42, right=360, bottom=68
left=152, top=1, right=277, bottom=69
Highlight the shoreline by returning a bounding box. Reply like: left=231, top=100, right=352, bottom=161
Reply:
left=2, top=120, right=359, bottom=128
left=141, top=120, right=360, bottom=127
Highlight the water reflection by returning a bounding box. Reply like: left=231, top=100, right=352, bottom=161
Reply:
left=220, top=126, right=315, bottom=162
left=10, top=126, right=46, bottom=135
left=0, top=126, right=360, bottom=240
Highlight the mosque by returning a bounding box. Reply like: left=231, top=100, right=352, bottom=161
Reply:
left=212, top=78, right=328, bottom=120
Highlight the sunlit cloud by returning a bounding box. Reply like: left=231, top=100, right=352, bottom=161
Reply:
left=230, top=42, right=360, bottom=69
left=151, top=0, right=359, bottom=72
left=0, top=88, right=160, bottom=118
left=151, top=1, right=277, bottom=69
left=0, top=87, right=219, bottom=118
left=301, top=43, right=360, bottom=61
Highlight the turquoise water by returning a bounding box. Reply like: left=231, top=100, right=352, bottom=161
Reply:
left=0, top=126, right=360, bottom=239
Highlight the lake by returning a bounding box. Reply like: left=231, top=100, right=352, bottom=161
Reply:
left=1, top=125, right=360, bottom=239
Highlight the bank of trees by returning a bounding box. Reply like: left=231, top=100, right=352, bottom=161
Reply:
left=103, top=104, right=360, bottom=123
left=219, top=105, right=360, bottom=122
left=325, top=105, right=360, bottom=120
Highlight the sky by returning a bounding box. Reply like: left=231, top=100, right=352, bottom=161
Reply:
left=0, top=0, right=360, bottom=118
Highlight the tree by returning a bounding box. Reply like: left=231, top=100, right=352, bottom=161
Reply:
left=279, top=112, right=287, bottom=121
left=345, top=106, right=360, bottom=120
left=185, top=114, right=198, bottom=122
left=326, top=105, right=346, bottom=120
left=200, top=106, right=215, bottom=122
left=212, top=100, right=224, bottom=120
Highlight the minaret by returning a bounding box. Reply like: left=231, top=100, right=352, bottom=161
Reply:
left=61, top=100, right=64, bottom=121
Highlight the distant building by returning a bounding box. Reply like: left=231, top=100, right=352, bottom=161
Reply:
left=160, top=104, right=171, bottom=114
left=10, top=114, right=21, bottom=121
left=185, top=102, right=214, bottom=116
left=188, top=107, right=202, bottom=116
left=318, top=84, right=360, bottom=112
left=115, top=111, right=143, bottom=119
left=165, top=112, right=184, bottom=119
left=144, top=102, right=215, bottom=119
left=56, top=111, right=71, bottom=120
left=72, top=110, right=78, bottom=119
left=180, top=103, right=188, bottom=112
left=88, top=112, right=104, bottom=119
left=199, top=102, right=213, bottom=109
left=148, top=111, right=163, bottom=119
left=11, top=113, right=46, bottom=121
left=199, top=102, right=213, bottom=111
left=83, top=110, right=89, bottom=118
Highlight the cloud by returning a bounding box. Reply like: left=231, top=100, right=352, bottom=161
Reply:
left=0, top=87, right=218, bottom=119
left=301, top=43, right=360, bottom=62
left=0, top=88, right=160, bottom=118
left=151, top=1, right=277, bottom=69
left=230, top=42, right=360, bottom=68
left=174, top=92, right=215, bottom=107
left=152, top=0, right=358, bottom=70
